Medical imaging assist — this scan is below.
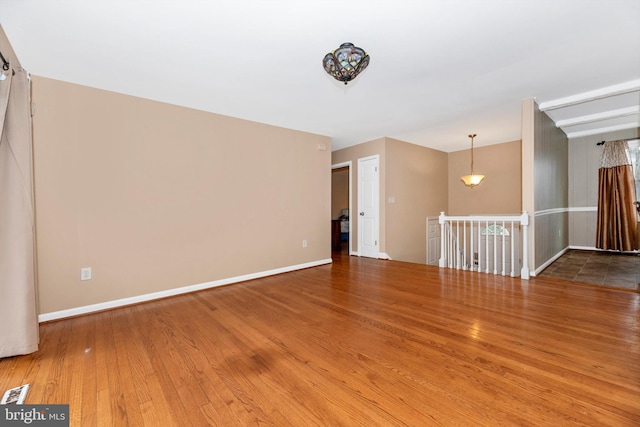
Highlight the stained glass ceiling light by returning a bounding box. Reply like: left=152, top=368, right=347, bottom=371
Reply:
left=322, top=42, right=370, bottom=85
left=460, top=134, right=485, bottom=188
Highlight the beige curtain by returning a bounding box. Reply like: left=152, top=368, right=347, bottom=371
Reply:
left=0, top=26, right=38, bottom=358
left=595, top=140, right=638, bottom=251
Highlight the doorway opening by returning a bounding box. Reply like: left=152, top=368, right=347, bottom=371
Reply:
left=331, top=162, right=352, bottom=257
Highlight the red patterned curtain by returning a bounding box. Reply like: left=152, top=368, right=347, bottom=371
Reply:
left=595, top=140, right=638, bottom=251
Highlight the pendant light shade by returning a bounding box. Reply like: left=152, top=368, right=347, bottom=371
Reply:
left=460, top=133, right=485, bottom=187
left=460, top=173, right=485, bottom=187
left=322, top=42, right=370, bottom=85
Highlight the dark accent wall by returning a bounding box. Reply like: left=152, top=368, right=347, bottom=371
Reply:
left=533, top=102, right=569, bottom=268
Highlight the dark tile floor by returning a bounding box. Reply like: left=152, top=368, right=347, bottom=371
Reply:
left=537, top=249, right=639, bottom=291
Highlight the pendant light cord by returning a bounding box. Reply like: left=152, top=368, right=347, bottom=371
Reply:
left=469, top=133, right=476, bottom=174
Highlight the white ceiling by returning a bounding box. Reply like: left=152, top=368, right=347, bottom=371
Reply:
left=1, top=0, right=639, bottom=152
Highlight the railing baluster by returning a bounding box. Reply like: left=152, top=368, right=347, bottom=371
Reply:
left=477, top=219, right=481, bottom=273
left=493, top=220, right=497, bottom=275
left=485, top=219, right=489, bottom=274
left=458, top=222, right=461, bottom=269
left=436, top=212, right=529, bottom=280
left=501, top=220, right=506, bottom=276
left=470, top=220, right=474, bottom=272
left=449, top=222, right=454, bottom=269
left=463, top=220, right=467, bottom=270
left=439, top=213, right=446, bottom=268
left=521, top=211, right=529, bottom=279
left=510, top=221, right=515, bottom=277
left=447, top=222, right=452, bottom=268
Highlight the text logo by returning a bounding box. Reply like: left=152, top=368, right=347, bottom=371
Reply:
left=1, top=405, right=69, bottom=426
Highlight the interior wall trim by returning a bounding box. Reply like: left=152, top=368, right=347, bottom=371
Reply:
left=566, top=123, right=640, bottom=139
left=538, top=79, right=640, bottom=111
left=569, top=245, right=639, bottom=254
left=38, top=258, right=333, bottom=323
left=534, top=207, right=568, bottom=216
left=555, top=106, right=640, bottom=128
left=533, top=246, right=569, bottom=276
left=568, top=207, right=597, bottom=212
left=569, top=245, right=598, bottom=251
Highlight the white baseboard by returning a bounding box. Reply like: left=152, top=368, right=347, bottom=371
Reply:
left=38, top=258, right=333, bottom=323
left=534, top=247, right=569, bottom=276
left=569, top=245, right=639, bottom=254
left=569, top=245, right=597, bottom=251
left=348, top=252, right=389, bottom=259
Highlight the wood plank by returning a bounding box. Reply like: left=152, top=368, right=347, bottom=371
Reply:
left=1, top=255, right=638, bottom=426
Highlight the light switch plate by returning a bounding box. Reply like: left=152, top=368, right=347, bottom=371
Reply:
left=81, top=267, right=92, bottom=281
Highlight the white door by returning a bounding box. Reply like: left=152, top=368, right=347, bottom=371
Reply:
left=426, top=217, right=441, bottom=265
left=358, top=155, right=379, bottom=258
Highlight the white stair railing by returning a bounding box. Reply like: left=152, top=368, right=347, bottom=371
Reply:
left=442, top=222, right=468, bottom=270
left=438, top=212, right=529, bottom=279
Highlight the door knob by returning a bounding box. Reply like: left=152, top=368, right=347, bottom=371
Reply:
left=360, top=212, right=365, bottom=216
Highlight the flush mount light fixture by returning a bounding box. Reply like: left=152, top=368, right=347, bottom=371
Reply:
left=322, top=42, right=370, bottom=85
left=460, top=133, right=485, bottom=187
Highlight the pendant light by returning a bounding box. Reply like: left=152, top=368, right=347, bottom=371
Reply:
left=460, top=133, right=485, bottom=187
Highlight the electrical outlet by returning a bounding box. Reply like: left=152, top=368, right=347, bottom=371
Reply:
left=80, top=267, right=92, bottom=281
left=302, top=240, right=308, bottom=248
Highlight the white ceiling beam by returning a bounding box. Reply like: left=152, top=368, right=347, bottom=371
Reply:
left=565, top=122, right=640, bottom=139
left=555, top=106, right=640, bottom=128
left=539, top=79, right=640, bottom=111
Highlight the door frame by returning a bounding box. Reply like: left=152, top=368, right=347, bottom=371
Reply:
left=331, top=161, right=353, bottom=255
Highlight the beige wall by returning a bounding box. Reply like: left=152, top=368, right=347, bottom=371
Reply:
left=448, top=140, right=522, bottom=215
left=32, top=77, right=331, bottom=314
left=333, top=137, right=521, bottom=264
left=385, top=138, right=447, bottom=264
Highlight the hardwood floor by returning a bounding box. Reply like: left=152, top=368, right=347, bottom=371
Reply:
left=1, top=252, right=639, bottom=426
